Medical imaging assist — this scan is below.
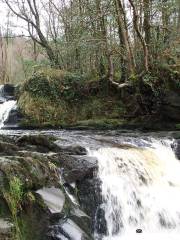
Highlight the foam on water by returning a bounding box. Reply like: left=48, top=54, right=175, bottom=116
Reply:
left=91, top=139, right=180, bottom=239
left=0, top=100, right=17, bottom=128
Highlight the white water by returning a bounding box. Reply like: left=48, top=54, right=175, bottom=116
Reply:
left=0, top=100, right=17, bottom=128
left=91, top=139, right=180, bottom=240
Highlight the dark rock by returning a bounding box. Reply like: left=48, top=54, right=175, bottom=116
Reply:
left=55, top=154, right=97, bottom=183
left=4, top=109, right=22, bottom=126
left=175, top=139, right=180, bottom=160
left=161, top=91, right=180, bottom=121
left=174, top=139, right=180, bottom=160
left=16, top=135, right=60, bottom=153
left=0, top=134, right=97, bottom=240
left=0, top=141, right=18, bottom=155
left=0, top=219, right=13, bottom=240
left=47, top=219, right=92, bottom=240
left=136, top=229, right=143, bottom=233
left=0, top=153, right=59, bottom=190
left=2, top=84, right=15, bottom=98
left=55, top=144, right=87, bottom=155
left=77, top=177, right=106, bottom=235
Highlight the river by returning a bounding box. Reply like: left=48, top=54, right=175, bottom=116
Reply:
left=0, top=84, right=180, bottom=239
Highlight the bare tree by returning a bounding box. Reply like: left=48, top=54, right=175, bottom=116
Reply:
left=4, top=0, right=59, bottom=66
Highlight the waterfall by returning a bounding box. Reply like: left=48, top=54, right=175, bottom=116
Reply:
left=92, top=139, right=180, bottom=240
left=0, top=84, right=17, bottom=129
left=0, top=100, right=17, bottom=128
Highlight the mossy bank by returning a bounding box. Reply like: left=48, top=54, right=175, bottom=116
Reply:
left=18, top=67, right=180, bottom=130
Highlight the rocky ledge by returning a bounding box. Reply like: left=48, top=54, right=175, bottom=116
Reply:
left=0, top=134, right=98, bottom=240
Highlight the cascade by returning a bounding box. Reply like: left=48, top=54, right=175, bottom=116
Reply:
left=0, top=85, right=17, bottom=129
left=91, top=139, right=180, bottom=240
left=0, top=100, right=17, bottom=128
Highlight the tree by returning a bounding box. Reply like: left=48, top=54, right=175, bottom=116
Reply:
left=4, top=0, right=59, bottom=66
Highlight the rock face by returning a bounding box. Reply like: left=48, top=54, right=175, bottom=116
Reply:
left=161, top=91, right=180, bottom=121
left=55, top=154, right=97, bottom=183
left=0, top=219, right=13, bottom=240
left=0, top=84, right=15, bottom=103
left=2, top=85, right=15, bottom=99
left=0, top=134, right=96, bottom=240
left=175, top=139, right=180, bottom=160
left=36, top=187, right=65, bottom=214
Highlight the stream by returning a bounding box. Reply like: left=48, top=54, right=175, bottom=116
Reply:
left=0, top=85, right=180, bottom=239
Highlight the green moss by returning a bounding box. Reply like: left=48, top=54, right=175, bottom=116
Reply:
left=71, top=118, right=126, bottom=130
left=18, top=69, right=125, bottom=128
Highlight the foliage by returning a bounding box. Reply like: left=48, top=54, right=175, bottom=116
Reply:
left=3, top=177, right=24, bottom=240
left=22, top=68, right=87, bottom=102
left=18, top=69, right=125, bottom=127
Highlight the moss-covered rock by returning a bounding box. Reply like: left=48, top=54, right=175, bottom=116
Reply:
left=18, top=68, right=125, bottom=128
left=0, top=134, right=95, bottom=240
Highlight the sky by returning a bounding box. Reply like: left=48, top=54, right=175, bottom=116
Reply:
left=0, top=1, right=31, bottom=35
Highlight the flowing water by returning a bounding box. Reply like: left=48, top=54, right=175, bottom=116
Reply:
left=0, top=84, right=17, bottom=129
left=0, top=119, right=179, bottom=239
left=0, top=100, right=17, bottom=128
left=91, top=138, right=180, bottom=240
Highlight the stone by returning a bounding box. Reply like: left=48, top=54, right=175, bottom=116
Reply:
left=2, top=84, right=15, bottom=98
left=16, top=135, right=61, bottom=153
left=36, top=187, right=65, bottom=214
left=161, top=90, right=180, bottom=121
left=77, top=177, right=106, bottom=234
left=47, top=219, right=92, bottom=240
left=55, top=143, right=87, bottom=155
left=56, top=154, right=97, bottom=183
left=175, top=139, right=180, bottom=160
left=0, top=218, right=13, bottom=239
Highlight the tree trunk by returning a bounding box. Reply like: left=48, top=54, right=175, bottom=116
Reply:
left=129, top=0, right=149, bottom=72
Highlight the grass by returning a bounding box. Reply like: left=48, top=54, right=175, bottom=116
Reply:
left=3, top=177, right=24, bottom=240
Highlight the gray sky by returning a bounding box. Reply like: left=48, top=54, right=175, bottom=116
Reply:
left=0, top=2, right=27, bottom=35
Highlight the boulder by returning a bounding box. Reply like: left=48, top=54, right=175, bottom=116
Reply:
left=0, top=153, right=59, bottom=190
left=0, top=219, right=13, bottom=240
left=52, top=154, right=97, bottom=183
left=0, top=141, right=18, bottom=155
left=0, top=134, right=95, bottom=240
left=36, top=187, right=65, bottom=214
left=16, top=135, right=60, bottom=153
left=4, top=109, right=22, bottom=126
left=77, top=177, right=106, bottom=235
left=2, top=85, right=15, bottom=98
left=175, top=139, right=180, bottom=160
left=55, top=143, right=87, bottom=155
left=47, top=219, right=92, bottom=240
left=161, top=91, right=180, bottom=121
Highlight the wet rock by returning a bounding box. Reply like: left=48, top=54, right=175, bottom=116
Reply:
left=36, top=187, right=65, bottom=214
left=0, top=153, right=59, bottom=190
left=4, top=109, right=22, bottom=127
left=2, top=85, right=15, bottom=98
left=161, top=91, right=180, bottom=121
left=0, top=141, right=18, bottom=155
left=47, top=219, right=92, bottom=240
left=16, top=135, right=61, bottom=153
left=175, top=139, right=180, bottom=160
left=56, top=154, right=97, bottom=183
left=0, top=219, right=13, bottom=240
left=0, top=134, right=95, bottom=240
left=77, top=177, right=106, bottom=234
left=55, top=143, right=87, bottom=155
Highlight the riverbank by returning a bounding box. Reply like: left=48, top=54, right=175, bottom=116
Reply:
left=16, top=67, right=180, bottom=131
